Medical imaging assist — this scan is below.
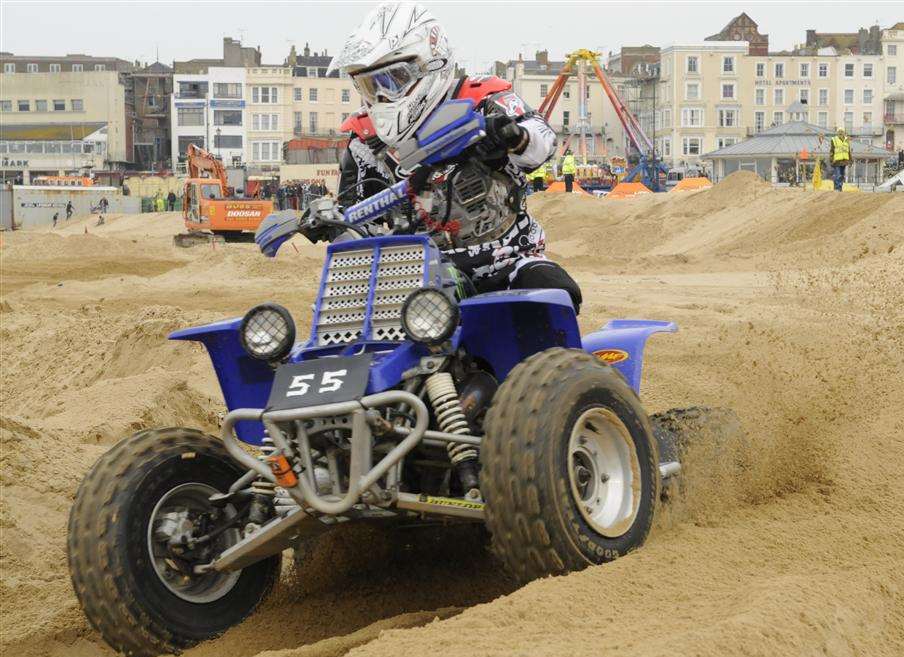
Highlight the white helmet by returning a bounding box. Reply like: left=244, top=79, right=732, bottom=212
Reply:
left=328, top=2, right=456, bottom=148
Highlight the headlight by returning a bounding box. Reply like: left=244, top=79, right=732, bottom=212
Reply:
left=240, top=303, right=296, bottom=361
left=400, top=288, right=459, bottom=344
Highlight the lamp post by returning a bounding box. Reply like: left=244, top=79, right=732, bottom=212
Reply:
left=215, top=127, right=222, bottom=160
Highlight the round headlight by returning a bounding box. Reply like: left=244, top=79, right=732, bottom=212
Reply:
left=240, top=303, right=296, bottom=361
left=400, top=289, right=459, bottom=344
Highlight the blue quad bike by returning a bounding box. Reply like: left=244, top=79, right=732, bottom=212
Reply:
left=67, top=101, right=705, bottom=656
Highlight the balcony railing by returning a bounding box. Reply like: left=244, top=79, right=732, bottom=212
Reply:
left=884, top=112, right=904, bottom=124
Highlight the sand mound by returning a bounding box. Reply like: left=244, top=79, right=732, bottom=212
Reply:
left=1, top=183, right=903, bottom=657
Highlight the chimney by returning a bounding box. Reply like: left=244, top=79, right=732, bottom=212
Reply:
left=304, top=42, right=311, bottom=58
left=535, top=49, right=549, bottom=66
left=805, top=29, right=816, bottom=46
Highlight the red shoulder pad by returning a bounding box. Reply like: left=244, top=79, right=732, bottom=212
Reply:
left=340, top=111, right=376, bottom=140
left=455, top=76, right=512, bottom=104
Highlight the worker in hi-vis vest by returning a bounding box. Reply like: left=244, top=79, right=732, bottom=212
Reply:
left=829, top=127, right=852, bottom=192
left=528, top=165, right=547, bottom=193
left=561, top=150, right=577, bottom=193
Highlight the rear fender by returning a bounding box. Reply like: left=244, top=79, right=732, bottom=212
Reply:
left=457, top=289, right=581, bottom=381
left=581, top=319, right=677, bottom=394
left=169, top=319, right=274, bottom=445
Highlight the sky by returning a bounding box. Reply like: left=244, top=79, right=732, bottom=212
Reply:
left=1, top=1, right=902, bottom=74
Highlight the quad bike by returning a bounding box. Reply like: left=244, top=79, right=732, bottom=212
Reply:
left=69, top=101, right=694, bottom=656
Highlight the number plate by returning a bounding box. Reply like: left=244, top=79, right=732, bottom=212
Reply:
left=267, top=354, right=372, bottom=411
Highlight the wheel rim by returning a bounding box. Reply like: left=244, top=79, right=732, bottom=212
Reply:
left=567, top=407, right=641, bottom=538
left=147, top=482, right=241, bottom=603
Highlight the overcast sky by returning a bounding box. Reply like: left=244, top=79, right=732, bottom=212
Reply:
left=1, top=1, right=902, bottom=73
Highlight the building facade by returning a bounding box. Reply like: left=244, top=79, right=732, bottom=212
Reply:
left=170, top=67, right=247, bottom=168
left=131, top=62, right=173, bottom=170
left=0, top=55, right=135, bottom=182
left=882, top=23, right=904, bottom=150
left=289, top=46, right=361, bottom=140
left=244, top=65, right=294, bottom=170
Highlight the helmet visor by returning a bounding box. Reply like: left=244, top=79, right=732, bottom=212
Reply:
left=352, top=60, right=422, bottom=104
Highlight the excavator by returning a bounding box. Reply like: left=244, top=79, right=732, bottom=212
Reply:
left=174, top=144, right=274, bottom=246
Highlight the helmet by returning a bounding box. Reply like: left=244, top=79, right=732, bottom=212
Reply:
left=328, top=2, right=455, bottom=148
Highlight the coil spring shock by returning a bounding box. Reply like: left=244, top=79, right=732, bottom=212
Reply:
left=251, top=433, right=277, bottom=497
left=425, top=373, right=480, bottom=493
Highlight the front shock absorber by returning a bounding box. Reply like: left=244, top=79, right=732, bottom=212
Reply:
left=425, top=372, right=481, bottom=496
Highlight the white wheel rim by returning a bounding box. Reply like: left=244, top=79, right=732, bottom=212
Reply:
left=567, top=407, right=641, bottom=538
left=147, top=482, right=242, bottom=603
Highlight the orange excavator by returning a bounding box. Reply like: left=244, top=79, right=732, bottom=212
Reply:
left=175, top=144, right=274, bottom=246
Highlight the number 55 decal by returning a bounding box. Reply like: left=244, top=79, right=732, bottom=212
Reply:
left=285, top=370, right=348, bottom=397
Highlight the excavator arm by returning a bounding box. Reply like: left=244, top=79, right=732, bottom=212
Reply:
left=186, top=143, right=229, bottom=193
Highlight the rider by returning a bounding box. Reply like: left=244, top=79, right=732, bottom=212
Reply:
left=329, top=1, right=582, bottom=311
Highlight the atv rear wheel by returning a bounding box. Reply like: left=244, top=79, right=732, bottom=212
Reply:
left=481, top=348, right=659, bottom=584
left=67, top=428, right=280, bottom=657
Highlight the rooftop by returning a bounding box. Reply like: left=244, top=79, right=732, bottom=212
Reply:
left=704, top=121, right=890, bottom=159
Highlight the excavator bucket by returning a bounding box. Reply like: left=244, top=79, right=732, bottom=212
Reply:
left=173, top=232, right=226, bottom=248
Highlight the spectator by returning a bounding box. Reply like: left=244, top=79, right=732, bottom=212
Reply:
left=155, top=195, right=165, bottom=212
left=898, top=149, right=904, bottom=168
left=167, top=190, right=177, bottom=211
left=99, top=197, right=109, bottom=213
left=829, top=127, right=852, bottom=192
left=52, top=212, right=59, bottom=228
left=66, top=200, right=74, bottom=220
left=561, top=149, right=577, bottom=193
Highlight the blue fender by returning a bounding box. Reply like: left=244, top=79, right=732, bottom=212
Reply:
left=581, top=319, right=678, bottom=394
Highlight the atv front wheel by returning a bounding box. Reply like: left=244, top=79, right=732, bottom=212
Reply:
left=67, top=428, right=280, bottom=657
left=481, top=348, right=659, bottom=584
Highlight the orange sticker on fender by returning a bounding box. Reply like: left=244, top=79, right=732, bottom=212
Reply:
left=593, top=349, right=629, bottom=364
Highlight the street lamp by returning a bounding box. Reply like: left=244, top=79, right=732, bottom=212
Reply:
left=215, top=127, right=222, bottom=160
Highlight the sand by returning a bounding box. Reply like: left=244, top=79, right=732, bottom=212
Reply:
left=1, top=174, right=903, bottom=657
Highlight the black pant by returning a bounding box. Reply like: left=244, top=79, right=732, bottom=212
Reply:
left=564, top=173, right=574, bottom=192
left=475, top=260, right=583, bottom=313
left=532, top=178, right=545, bottom=192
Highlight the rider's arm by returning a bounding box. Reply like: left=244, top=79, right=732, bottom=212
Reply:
left=482, top=91, right=556, bottom=170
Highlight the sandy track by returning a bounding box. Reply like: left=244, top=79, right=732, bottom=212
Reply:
left=1, top=173, right=903, bottom=657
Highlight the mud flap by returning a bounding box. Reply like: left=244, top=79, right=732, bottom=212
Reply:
left=581, top=319, right=678, bottom=393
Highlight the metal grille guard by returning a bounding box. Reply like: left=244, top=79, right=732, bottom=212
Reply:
left=219, top=391, right=481, bottom=517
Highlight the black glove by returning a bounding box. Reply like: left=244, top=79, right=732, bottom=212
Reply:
left=482, top=115, right=527, bottom=154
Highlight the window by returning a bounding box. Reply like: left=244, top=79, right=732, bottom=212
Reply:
left=843, top=112, right=853, bottom=130
left=844, top=63, right=854, bottom=78
left=252, top=140, right=281, bottom=161
left=685, top=82, right=699, bottom=100
left=718, top=109, right=736, bottom=127
left=3, top=63, right=14, bottom=73
left=863, top=89, right=873, bottom=104
left=686, top=56, right=698, bottom=73
left=35, top=100, right=47, bottom=111
left=213, top=110, right=242, bottom=126
left=213, top=83, right=242, bottom=98
left=799, top=89, right=809, bottom=105
left=252, top=86, right=278, bottom=103
left=563, top=110, right=570, bottom=127
left=307, top=67, right=318, bottom=78
left=681, top=137, right=701, bottom=156
left=53, top=99, right=65, bottom=111
left=717, top=137, right=736, bottom=149
left=818, top=88, right=828, bottom=106
left=214, top=134, right=242, bottom=149
left=177, top=107, right=204, bottom=126
left=0, top=100, right=11, bottom=112
left=49, top=63, right=60, bottom=72
left=755, top=111, right=765, bottom=132
left=722, top=56, right=735, bottom=73
left=178, top=136, right=205, bottom=155
left=309, top=111, right=318, bottom=133
left=774, top=88, right=784, bottom=105
left=772, top=111, right=783, bottom=125
left=680, top=107, right=703, bottom=127
left=27, top=63, right=38, bottom=72
left=774, top=62, right=784, bottom=78
left=889, top=67, right=897, bottom=85
left=799, top=62, right=809, bottom=78
left=756, top=62, right=765, bottom=77
left=818, top=62, right=828, bottom=78
left=309, top=88, right=318, bottom=102
left=563, top=86, right=570, bottom=99
left=844, top=88, right=854, bottom=104
left=341, top=112, right=350, bottom=122
left=755, top=88, right=765, bottom=105
left=889, top=45, right=897, bottom=56
left=94, top=64, right=105, bottom=71
left=294, top=111, right=303, bottom=132
left=540, top=83, right=548, bottom=97
left=17, top=100, right=30, bottom=111
left=662, top=138, right=671, bottom=157
left=863, top=112, right=872, bottom=126
left=863, top=63, right=873, bottom=78
left=252, top=113, right=279, bottom=130
left=721, top=83, right=735, bottom=100
left=178, top=81, right=208, bottom=98
left=341, top=89, right=350, bottom=103
left=72, top=64, right=83, bottom=72
left=817, top=111, right=828, bottom=128
left=294, top=87, right=302, bottom=101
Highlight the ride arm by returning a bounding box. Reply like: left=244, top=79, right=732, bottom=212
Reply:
left=590, top=61, right=654, bottom=156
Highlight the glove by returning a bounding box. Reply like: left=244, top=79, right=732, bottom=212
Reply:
left=482, top=115, right=528, bottom=154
